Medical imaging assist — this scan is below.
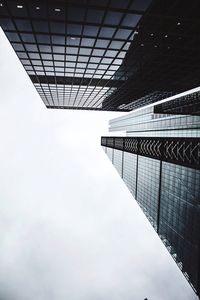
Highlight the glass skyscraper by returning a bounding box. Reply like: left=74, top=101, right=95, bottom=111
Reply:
left=101, top=87, right=200, bottom=297
left=0, top=0, right=200, bottom=111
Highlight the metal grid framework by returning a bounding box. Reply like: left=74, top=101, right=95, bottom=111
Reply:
left=101, top=136, right=200, bottom=170
left=102, top=144, right=200, bottom=296
left=0, top=0, right=151, bottom=110
left=154, top=90, right=200, bottom=115
left=102, top=0, right=200, bottom=110
left=1, top=0, right=200, bottom=111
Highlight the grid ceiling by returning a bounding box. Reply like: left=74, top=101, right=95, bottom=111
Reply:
left=102, top=0, right=200, bottom=111
left=0, top=0, right=151, bottom=111
left=1, top=0, right=199, bottom=112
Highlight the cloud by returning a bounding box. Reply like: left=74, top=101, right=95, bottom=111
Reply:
left=0, top=28, right=198, bottom=300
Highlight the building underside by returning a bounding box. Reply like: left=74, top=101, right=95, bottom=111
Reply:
left=0, top=0, right=200, bottom=111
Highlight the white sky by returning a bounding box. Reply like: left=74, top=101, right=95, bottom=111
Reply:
left=0, top=28, right=198, bottom=300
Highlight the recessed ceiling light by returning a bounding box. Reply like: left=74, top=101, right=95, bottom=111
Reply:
left=140, top=43, right=144, bottom=46
left=177, top=22, right=181, bottom=25
left=154, top=45, right=158, bottom=48
left=54, top=8, right=61, bottom=12
left=17, top=5, right=23, bottom=8
left=0, top=3, right=3, bottom=7
left=150, top=33, right=154, bottom=36
left=165, top=34, right=168, bottom=38
left=168, top=46, right=170, bottom=49
left=36, top=6, right=40, bottom=10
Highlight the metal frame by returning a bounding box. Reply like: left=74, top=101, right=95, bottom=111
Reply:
left=101, top=136, right=200, bottom=170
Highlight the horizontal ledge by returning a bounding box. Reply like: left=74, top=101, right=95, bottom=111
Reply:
left=101, top=136, right=200, bottom=170
left=47, top=105, right=128, bottom=112
left=30, top=74, right=124, bottom=87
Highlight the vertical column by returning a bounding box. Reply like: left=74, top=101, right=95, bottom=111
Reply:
left=157, top=160, right=163, bottom=233
left=135, top=155, right=139, bottom=200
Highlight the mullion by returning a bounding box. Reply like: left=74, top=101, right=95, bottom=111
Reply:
left=80, top=8, right=128, bottom=107
left=83, top=0, right=134, bottom=108
left=88, top=0, right=141, bottom=108
left=47, top=7, right=60, bottom=106
left=5, top=29, right=134, bottom=43
left=63, top=4, right=68, bottom=107
left=76, top=0, right=112, bottom=108
left=3, top=1, right=51, bottom=107
left=71, top=4, right=90, bottom=107
left=23, top=2, right=54, bottom=106
left=14, top=47, right=127, bottom=57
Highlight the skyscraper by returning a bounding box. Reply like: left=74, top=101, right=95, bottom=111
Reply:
left=0, top=0, right=200, bottom=111
left=101, top=87, right=200, bottom=297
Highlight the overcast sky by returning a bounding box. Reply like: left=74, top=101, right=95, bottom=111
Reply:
left=0, top=28, right=198, bottom=300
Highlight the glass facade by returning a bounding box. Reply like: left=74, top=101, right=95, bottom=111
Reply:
left=159, top=163, right=200, bottom=292
left=0, top=0, right=147, bottom=111
left=101, top=89, right=200, bottom=297
left=1, top=1, right=200, bottom=111
left=137, top=156, right=160, bottom=231
left=113, top=149, right=123, bottom=177
left=123, top=152, right=137, bottom=197
left=102, top=144, right=200, bottom=296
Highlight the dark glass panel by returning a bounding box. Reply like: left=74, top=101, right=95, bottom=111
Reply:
left=67, top=37, right=80, bottom=46
left=66, top=24, right=82, bottom=35
left=66, top=47, right=78, bottom=54
left=25, top=44, right=38, bottom=51
left=53, top=46, right=65, bottom=53
left=50, top=22, right=65, bottom=34
left=81, top=38, right=95, bottom=47
left=92, top=49, right=105, bottom=56
left=15, top=19, right=32, bottom=31
left=89, top=57, right=101, bottom=63
left=101, top=58, right=113, bottom=64
left=87, top=9, right=104, bottom=23
left=43, top=60, right=53, bottom=66
left=36, top=34, right=51, bottom=44
left=130, top=0, right=152, bottom=11
left=52, top=35, right=65, bottom=45
left=17, top=52, right=28, bottom=59
left=99, top=27, right=115, bottom=38
left=122, top=14, right=141, bottom=27
left=53, top=54, right=64, bottom=60
left=83, top=25, right=99, bottom=36
left=55, top=61, right=65, bottom=67
left=6, top=32, right=20, bottom=42
left=41, top=53, right=53, bottom=59
left=67, top=7, right=85, bottom=21
left=114, top=29, right=132, bottom=39
left=105, top=50, right=118, bottom=57
left=79, top=48, right=92, bottom=55
left=104, top=11, right=123, bottom=25
left=32, top=60, right=42, bottom=66
left=78, top=56, right=89, bottom=62
left=0, top=18, right=15, bottom=30
left=88, top=0, right=108, bottom=6
left=33, top=20, right=49, bottom=33
left=12, top=42, right=24, bottom=51
left=110, top=0, right=129, bottom=9
left=39, top=45, right=51, bottom=52
left=29, top=52, right=40, bottom=59
left=21, top=33, right=35, bottom=43
left=95, top=39, right=110, bottom=48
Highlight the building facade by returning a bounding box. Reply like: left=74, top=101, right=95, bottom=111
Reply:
left=101, top=88, right=200, bottom=297
left=1, top=0, right=200, bottom=111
